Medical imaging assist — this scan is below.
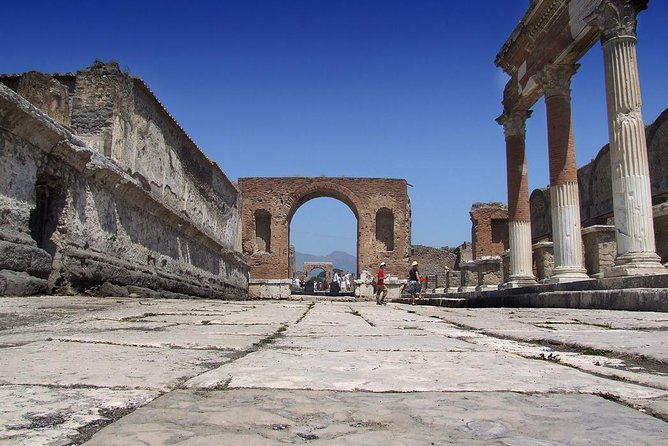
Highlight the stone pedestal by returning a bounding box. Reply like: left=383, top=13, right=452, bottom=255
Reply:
left=248, top=279, right=292, bottom=300
left=475, top=256, right=503, bottom=291
left=385, top=276, right=407, bottom=300
left=653, top=203, right=668, bottom=264
left=446, top=270, right=461, bottom=294
left=354, top=270, right=375, bottom=300
left=582, top=225, right=617, bottom=278
left=500, top=250, right=510, bottom=284
left=458, top=262, right=478, bottom=292
left=532, top=241, right=555, bottom=282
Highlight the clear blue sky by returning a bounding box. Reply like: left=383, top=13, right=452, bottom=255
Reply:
left=3, top=1, right=667, bottom=256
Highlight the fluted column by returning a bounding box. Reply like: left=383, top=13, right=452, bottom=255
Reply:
left=537, top=64, right=589, bottom=283
left=595, top=0, right=666, bottom=276
left=497, top=109, right=536, bottom=287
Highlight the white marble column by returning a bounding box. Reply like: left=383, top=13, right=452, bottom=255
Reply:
left=537, top=64, right=589, bottom=283
left=497, top=110, right=536, bottom=287
left=596, top=0, right=666, bottom=276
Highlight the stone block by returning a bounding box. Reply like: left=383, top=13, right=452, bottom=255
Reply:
left=581, top=225, right=616, bottom=278
left=475, top=256, right=503, bottom=291
left=446, top=270, right=461, bottom=293
left=248, top=279, right=292, bottom=300
left=458, top=262, right=478, bottom=292
left=0, top=269, right=48, bottom=296
left=654, top=203, right=668, bottom=263
left=533, top=241, right=554, bottom=281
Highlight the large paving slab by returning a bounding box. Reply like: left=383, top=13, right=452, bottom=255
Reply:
left=1, top=297, right=667, bottom=444
left=86, top=389, right=668, bottom=446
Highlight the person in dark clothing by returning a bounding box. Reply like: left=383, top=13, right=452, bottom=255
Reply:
left=408, top=261, right=423, bottom=305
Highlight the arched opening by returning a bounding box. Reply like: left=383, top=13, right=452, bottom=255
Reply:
left=289, top=197, right=357, bottom=293
left=376, top=207, right=394, bottom=251
left=254, top=209, right=271, bottom=253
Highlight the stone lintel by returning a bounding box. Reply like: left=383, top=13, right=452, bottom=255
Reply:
left=581, top=225, right=616, bottom=235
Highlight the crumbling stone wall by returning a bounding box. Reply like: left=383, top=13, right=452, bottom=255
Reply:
left=239, top=177, right=411, bottom=280
left=0, top=63, right=247, bottom=297
left=410, top=245, right=456, bottom=279
left=470, top=202, right=509, bottom=259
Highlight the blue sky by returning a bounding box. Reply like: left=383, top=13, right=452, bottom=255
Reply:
left=3, top=1, right=667, bottom=256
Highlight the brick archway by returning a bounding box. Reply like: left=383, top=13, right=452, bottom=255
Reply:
left=238, top=177, right=411, bottom=281
left=302, top=262, right=334, bottom=282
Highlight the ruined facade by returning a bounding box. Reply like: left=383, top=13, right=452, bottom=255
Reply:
left=0, top=62, right=248, bottom=298
left=496, top=0, right=666, bottom=286
left=470, top=203, right=509, bottom=259
left=238, top=177, right=411, bottom=295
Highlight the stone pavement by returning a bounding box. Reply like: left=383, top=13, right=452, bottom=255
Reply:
left=0, top=296, right=666, bottom=445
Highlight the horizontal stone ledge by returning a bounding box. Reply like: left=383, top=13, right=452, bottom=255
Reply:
left=0, top=240, right=52, bottom=278
left=0, top=269, right=48, bottom=296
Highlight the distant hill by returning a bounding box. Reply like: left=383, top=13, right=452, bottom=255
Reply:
left=296, top=250, right=356, bottom=273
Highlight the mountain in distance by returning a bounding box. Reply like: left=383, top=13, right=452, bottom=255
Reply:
left=295, top=250, right=357, bottom=274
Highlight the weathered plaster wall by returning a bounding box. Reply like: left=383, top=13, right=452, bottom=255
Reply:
left=0, top=64, right=247, bottom=298
left=239, top=177, right=411, bottom=280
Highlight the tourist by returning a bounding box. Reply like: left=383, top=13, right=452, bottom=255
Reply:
left=375, top=262, right=388, bottom=305
left=408, top=261, right=422, bottom=305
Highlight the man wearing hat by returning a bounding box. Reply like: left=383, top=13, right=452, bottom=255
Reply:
left=408, top=261, right=423, bottom=305
left=375, top=262, right=388, bottom=305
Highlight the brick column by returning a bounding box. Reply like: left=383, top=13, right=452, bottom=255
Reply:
left=537, top=64, right=589, bottom=283
left=596, top=0, right=666, bottom=276
left=497, top=110, right=536, bottom=287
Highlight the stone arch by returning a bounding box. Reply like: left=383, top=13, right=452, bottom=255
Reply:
left=238, top=177, right=411, bottom=283
left=286, top=180, right=360, bottom=222
left=302, top=262, right=334, bottom=283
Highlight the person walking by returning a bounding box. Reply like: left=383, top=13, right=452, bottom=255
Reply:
left=408, top=261, right=422, bottom=305
left=375, top=262, right=388, bottom=305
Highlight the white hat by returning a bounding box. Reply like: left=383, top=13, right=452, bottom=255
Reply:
left=411, top=261, right=418, bottom=266
left=380, top=262, right=386, bottom=266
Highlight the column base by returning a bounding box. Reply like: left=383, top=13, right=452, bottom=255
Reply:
left=543, top=266, right=590, bottom=284
left=500, top=276, right=537, bottom=289
left=605, top=252, right=668, bottom=277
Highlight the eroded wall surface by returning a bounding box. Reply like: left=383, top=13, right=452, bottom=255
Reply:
left=0, top=62, right=247, bottom=297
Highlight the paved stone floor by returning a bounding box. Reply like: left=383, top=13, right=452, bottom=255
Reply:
left=0, top=296, right=666, bottom=445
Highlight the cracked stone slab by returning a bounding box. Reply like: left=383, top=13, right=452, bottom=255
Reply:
left=84, top=389, right=668, bottom=446
left=273, top=333, right=479, bottom=352
left=0, top=340, right=231, bottom=391
left=185, top=349, right=666, bottom=400
left=0, top=385, right=158, bottom=446
left=415, top=307, right=668, bottom=362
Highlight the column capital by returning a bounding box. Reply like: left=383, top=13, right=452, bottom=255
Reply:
left=496, top=109, right=532, bottom=138
left=589, top=0, right=648, bottom=43
left=536, top=64, right=579, bottom=98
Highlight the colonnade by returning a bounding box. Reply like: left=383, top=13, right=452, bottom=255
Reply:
left=500, top=0, right=665, bottom=286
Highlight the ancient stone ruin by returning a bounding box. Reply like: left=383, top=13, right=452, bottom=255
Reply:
left=238, top=177, right=411, bottom=298
left=0, top=61, right=248, bottom=298
left=494, top=0, right=667, bottom=288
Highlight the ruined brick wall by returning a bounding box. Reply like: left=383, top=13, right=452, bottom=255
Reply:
left=0, top=69, right=247, bottom=297
left=239, top=177, right=411, bottom=280
left=470, top=203, right=508, bottom=259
